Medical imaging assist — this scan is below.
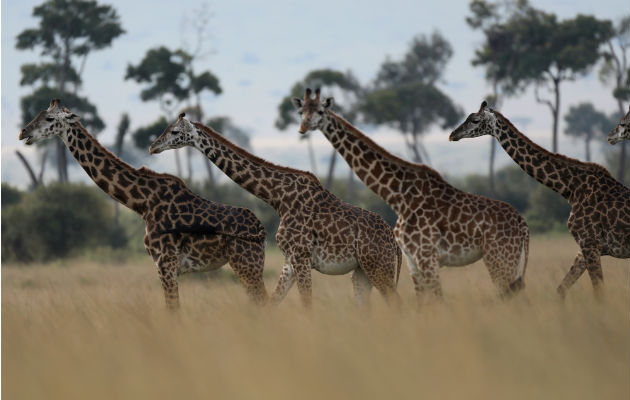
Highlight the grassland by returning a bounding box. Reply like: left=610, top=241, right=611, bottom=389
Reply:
left=2, top=234, right=629, bottom=400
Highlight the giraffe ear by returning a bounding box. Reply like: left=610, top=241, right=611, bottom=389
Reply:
left=63, top=109, right=80, bottom=123
left=323, top=97, right=334, bottom=109
left=291, top=97, right=303, bottom=109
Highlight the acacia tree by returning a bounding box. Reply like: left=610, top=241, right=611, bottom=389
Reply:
left=469, top=0, right=613, bottom=153
left=361, top=32, right=462, bottom=163
left=276, top=69, right=363, bottom=187
left=16, top=0, right=124, bottom=182
left=564, top=103, right=610, bottom=162
left=599, top=16, right=630, bottom=182
left=125, top=46, right=221, bottom=178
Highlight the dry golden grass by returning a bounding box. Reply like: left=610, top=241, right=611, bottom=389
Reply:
left=3, top=235, right=629, bottom=400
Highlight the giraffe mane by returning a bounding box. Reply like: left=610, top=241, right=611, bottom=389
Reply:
left=74, top=122, right=187, bottom=187
left=328, top=111, right=445, bottom=180
left=192, top=122, right=321, bottom=184
left=492, top=110, right=613, bottom=177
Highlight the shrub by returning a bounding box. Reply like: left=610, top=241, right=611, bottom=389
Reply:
left=1, top=183, right=128, bottom=263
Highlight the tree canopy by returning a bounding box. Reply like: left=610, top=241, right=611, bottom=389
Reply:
left=361, top=32, right=462, bottom=163
left=564, top=102, right=610, bottom=161
left=16, top=0, right=124, bottom=182
left=468, top=0, right=613, bottom=151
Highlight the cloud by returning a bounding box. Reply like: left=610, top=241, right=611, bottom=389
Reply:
left=238, top=79, right=252, bottom=87
left=288, top=52, right=317, bottom=65
left=240, top=52, right=260, bottom=65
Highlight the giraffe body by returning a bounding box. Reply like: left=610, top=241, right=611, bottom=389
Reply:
left=150, top=114, right=402, bottom=307
left=293, top=89, right=529, bottom=302
left=451, top=101, right=630, bottom=297
left=19, top=100, right=268, bottom=308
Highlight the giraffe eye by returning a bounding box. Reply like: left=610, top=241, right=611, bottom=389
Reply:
left=172, top=130, right=180, bottom=134
left=318, top=110, right=324, bottom=115
left=45, top=117, right=54, bottom=122
left=298, top=110, right=303, bottom=115
left=472, top=118, right=480, bottom=123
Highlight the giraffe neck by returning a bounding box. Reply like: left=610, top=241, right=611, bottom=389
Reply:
left=61, top=123, right=155, bottom=214
left=491, top=111, right=598, bottom=199
left=319, top=112, right=437, bottom=212
left=192, top=123, right=319, bottom=212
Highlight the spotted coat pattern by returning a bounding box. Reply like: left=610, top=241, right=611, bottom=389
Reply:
left=150, top=114, right=402, bottom=308
left=608, top=105, right=630, bottom=145
left=294, top=89, right=529, bottom=303
left=451, top=101, right=630, bottom=297
left=19, top=100, right=268, bottom=308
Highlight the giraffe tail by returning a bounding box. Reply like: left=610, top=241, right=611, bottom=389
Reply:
left=395, top=244, right=402, bottom=287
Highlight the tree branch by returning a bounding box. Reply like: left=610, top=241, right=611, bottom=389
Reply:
left=15, top=150, right=41, bottom=188
left=534, top=84, right=555, bottom=114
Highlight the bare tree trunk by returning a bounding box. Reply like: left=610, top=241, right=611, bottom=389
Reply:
left=488, top=138, right=496, bottom=196
left=346, top=168, right=355, bottom=203
left=585, top=137, right=591, bottom=162
left=552, top=77, right=560, bottom=153
left=174, top=148, right=183, bottom=178
left=306, top=134, right=318, bottom=176
left=186, top=146, right=194, bottom=181
left=325, top=148, right=337, bottom=188
left=205, top=159, right=215, bottom=187
left=15, top=150, right=40, bottom=189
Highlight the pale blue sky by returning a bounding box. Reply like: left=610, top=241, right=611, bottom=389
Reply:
left=2, top=0, right=628, bottom=186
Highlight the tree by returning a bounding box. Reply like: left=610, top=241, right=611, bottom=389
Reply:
left=276, top=69, right=363, bottom=187
left=468, top=0, right=613, bottom=152
left=599, top=16, right=630, bottom=182
left=564, top=103, right=610, bottom=161
left=126, top=46, right=221, bottom=179
left=16, top=0, right=124, bottom=182
left=361, top=32, right=462, bottom=163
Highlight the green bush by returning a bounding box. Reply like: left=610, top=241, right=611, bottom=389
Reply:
left=525, top=185, right=571, bottom=233
left=1, top=183, right=128, bottom=263
left=2, top=183, right=23, bottom=208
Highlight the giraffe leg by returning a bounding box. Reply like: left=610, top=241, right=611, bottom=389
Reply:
left=556, top=252, right=587, bottom=299
left=292, top=257, right=313, bottom=308
left=156, top=253, right=180, bottom=309
left=358, top=253, right=401, bottom=308
left=227, top=239, right=268, bottom=305
left=404, top=250, right=442, bottom=306
left=582, top=247, right=604, bottom=298
left=482, top=241, right=525, bottom=298
left=351, top=268, right=373, bottom=307
left=270, top=263, right=295, bottom=305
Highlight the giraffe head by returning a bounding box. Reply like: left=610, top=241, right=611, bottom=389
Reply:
left=607, top=105, right=630, bottom=145
left=19, top=99, right=80, bottom=145
left=291, top=88, right=334, bottom=134
left=149, top=113, right=197, bottom=154
left=449, top=101, right=498, bottom=142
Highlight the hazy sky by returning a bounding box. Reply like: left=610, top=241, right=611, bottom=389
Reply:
left=2, top=0, right=627, bottom=187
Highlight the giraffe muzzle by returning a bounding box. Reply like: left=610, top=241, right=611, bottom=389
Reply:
left=148, top=145, right=162, bottom=155
left=18, top=129, right=34, bottom=145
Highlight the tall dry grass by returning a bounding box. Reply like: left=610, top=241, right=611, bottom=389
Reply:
left=3, top=235, right=629, bottom=400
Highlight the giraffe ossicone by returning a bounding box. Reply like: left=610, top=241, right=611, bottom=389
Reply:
left=294, top=88, right=530, bottom=303
left=450, top=101, right=630, bottom=297
left=150, top=112, right=403, bottom=308
left=19, top=99, right=269, bottom=308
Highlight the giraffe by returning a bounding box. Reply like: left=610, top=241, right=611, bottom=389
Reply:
left=149, top=112, right=402, bottom=308
left=19, top=99, right=268, bottom=308
left=293, top=88, right=530, bottom=303
left=450, top=101, right=630, bottom=297
left=608, top=104, right=630, bottom=144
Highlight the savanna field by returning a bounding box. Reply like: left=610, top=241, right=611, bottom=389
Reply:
left=2, top=234, right=628, bottom=400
